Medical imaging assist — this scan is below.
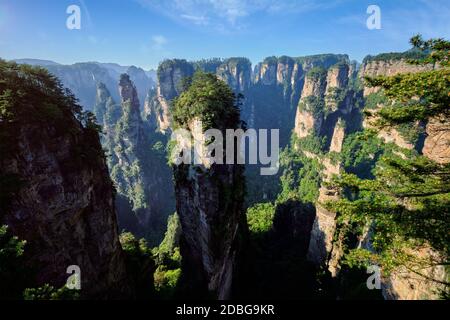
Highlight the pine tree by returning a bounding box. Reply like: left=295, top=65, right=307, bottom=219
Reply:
left=326, top=36, right=450, bottom=294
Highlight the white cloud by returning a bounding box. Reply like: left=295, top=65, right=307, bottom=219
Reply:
left=180, top=14, right=210, bottom=26
left=152, top=35, right=168, bottom=50
left=140, top=35, right=172, bottom=66
left=135, top=0, right=341, bottom=31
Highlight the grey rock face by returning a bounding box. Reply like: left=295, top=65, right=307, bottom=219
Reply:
left=173, top=117, right=246, bottom=299
left=1, top=101, right=130, bottom=298
left=109, top=74, right=175, bottom=243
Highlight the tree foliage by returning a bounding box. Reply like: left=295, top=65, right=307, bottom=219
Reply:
left=171, top=71, right=241, bottom=130
left=327, top=36, right=450, bottom=291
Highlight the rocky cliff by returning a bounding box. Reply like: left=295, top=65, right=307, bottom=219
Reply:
left=14, top=60, right=154, bottom=113
left=145, top=55, right=348, bottom=143
left=144, top=58, right=253, bottom=133
left=422, top=116, right=450, bottom=164
left=290, top=61, right=362, bottom=276
left=294, top=62, right=357, bottom=142
left=252, top=55, right=349, bottom=147
left=43, top=63, right=123, bottom=111
left=216, top=58, right=252, bottom=93
left=93, top=82, right=122, bottom=131
left=171, top=74, right=246, bottom=299
left=359, top=57, right=436, bottom=150
left=108, top=74, right=175, bottom=244
left=362, top=57, right=449, bottom=300
left=127, top=65, right=154, bottom=110
left=144, top=60, right=195, bottom=132
left=302, top=55, right=448, bottom=300
left=306, top=123, right=346, bottom=276
left=0, top=61, right=130, bottom=298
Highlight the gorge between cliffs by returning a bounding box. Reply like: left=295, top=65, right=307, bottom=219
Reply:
left=1, top=37, right=449, bottom=301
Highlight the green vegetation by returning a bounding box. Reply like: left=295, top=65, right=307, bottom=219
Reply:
left=306, top=67, right=327, bottom=82
left=1, top=225, right=80, bottom=300
left=294, top=54, right=349, bottom=69
left=396, top=122, right=423, bottom=145
left=23, top=284, right=79, bottom=300
left=193, top=58, right=223, bottom=73
left=94, top=83, right=122, bottom=129
left=155, top=213, right=181, bottom=263
left=119, top=232, right=156, bottom=299
left=0, top=60, right=100, bottom=133
left=0, top=225, right=28, bottom=299
left=278, top=142, right=323, bottom=204
left=157, top=59, right=192, bottom=78
left=151, top=214, right=182, bottom=299
left=326, top=87, right=347, bottom=108
left=172, top=71, right=241, bottom=130
left=0, top=59, right=104, bottom=173
left=153, top=266, right=181, bottom=299
left=223, top=57, right=251, bottom=69
left=246, top=203, right=276, bottom=235
left=364, top=89, right=423, bottom=146
left=108, top=79, right=175, bottom=245
left=327, top=36, right=450, bottom=294
left=277, top=56, right=295, bottom=65
left=262, top=56, right=279, bottom=65
left=364, top=91, right=388, bottom=110
left=237, top=199, right=326, bottom=299
left=293, top=133, right=327, bottom=155
left=362, top=49, right=428, bottom=64
left=340, top=131, right=387, bottom=179
left=298, top=96, right=326, bottom=118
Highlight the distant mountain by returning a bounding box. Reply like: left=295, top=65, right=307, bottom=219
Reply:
left=93, top=62, right=130, bottom=77
left=145, top=69, right=157, bottom=82
left=11, top=58, right=156, bottom=112
left=12, top=58, right=60, bottom=66
left=93, top=62, right=157, bottom=84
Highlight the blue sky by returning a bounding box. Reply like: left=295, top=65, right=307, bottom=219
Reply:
left=1, top=0, right=449, bottom=70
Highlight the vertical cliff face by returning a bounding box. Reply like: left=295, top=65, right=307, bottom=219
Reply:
left=359, top=58, right=434, bottom=96
left=94, top=82, right=122, bottom=131
left=109, top=74, right=175, bottom=243
left=294, top=68, right=327, bottom=139
left=174, top=127, right=246, bottom=298
left=250, top=55, right=348, bottom=149
left=253, top=56, right=302, bottom=108
left=143, top=87, right=159, bottom=131
left=145, top=55, right=349, bottom=147
left=302, top=58, right=436, bottom=277
left=32, top=61, right=154, bottom=113
left=126, top=65, right=154, bottom=110
left=361, top=58, right=449, bottom=300
left=254, top=58, right=278, bottom=85
left=381, top=247, right=448, bottom=300
left=216, top=58, right=252, bottom=93
left=171, top=74, right=246, bottom=299
left=359, top=58, right=435, bottom=151
left=144, top=58, right=252, bottom=133
left=144, top=60, right=195, bottom=132
left=290, top=61, right=362, bottom=275
left=422, top=116, right=450, bottom=164
left=44, top=63, right=120, bottom=111
left=294, top=62, right=356, bottom=142
left=306, top=122, right=346, bottom=275
left=302, top=55, right=448, bottom=300
left=0, top=62, right=130, bottom=298
left=119, top=75, right=144, bottom=149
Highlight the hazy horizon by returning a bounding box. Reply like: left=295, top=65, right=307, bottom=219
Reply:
left=1, top=0, right=450, bottom=69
